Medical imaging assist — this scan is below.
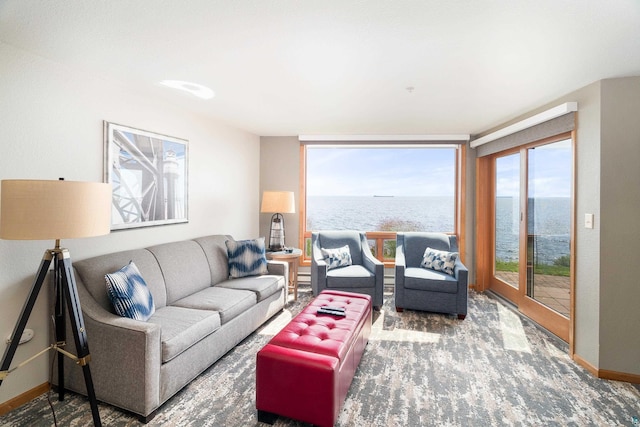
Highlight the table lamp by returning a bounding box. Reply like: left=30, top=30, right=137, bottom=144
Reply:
left=260, top=191, right=295, bottom=251
left=0, top=179, right=111, bottom=426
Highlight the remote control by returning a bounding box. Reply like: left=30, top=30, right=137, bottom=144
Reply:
left=317, top=307, right=347, bottom=317
left=321, top=306, right=345, bottom=312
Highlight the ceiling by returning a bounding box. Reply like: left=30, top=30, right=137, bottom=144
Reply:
left=2, top=1, right=640, bottom=137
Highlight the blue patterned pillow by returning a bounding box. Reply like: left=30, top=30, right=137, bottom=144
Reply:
left=105, top=261, right=155, bottom=321
left=226, top=237, right=268, bottom=278
left=421, top=247, right=458, bottom=276
left=321, top=245, right=352, bottom=271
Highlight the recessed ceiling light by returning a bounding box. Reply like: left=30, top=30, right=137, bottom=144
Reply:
left=159, top=80, right=215, bottom=100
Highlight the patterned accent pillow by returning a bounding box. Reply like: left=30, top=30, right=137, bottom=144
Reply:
left=226, top=237, right=268, bottom=278
left=421, top=247, right=459, bottom=276
left=321, top=245, right=352, bottom=271
left=105, top=261, right=155, bottom=321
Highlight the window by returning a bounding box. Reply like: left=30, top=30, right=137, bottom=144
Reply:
left=301, top=144, right=460, bottom=262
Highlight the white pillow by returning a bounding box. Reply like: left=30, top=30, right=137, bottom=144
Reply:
left=225, top=237, right=268, bottom=278
left=420, top=247, right=458, bottom=276
left=321, top=245, right=352, bottom=270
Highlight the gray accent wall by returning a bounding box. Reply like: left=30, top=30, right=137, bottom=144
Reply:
left=259, top=137, right=301, bottom=249
left=599, top=77, right=640, bottom=375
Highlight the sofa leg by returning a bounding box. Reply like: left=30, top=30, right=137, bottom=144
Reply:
left=458, top=314, right=466, bottom=320
left=395, top=307, right=404, bottom=312
left=257, top=410, right=278, bottom=424
left=138, top=410, right=157, bottom=424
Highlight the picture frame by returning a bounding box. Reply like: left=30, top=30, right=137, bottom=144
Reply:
left=104, top=121, right=188, bottom=230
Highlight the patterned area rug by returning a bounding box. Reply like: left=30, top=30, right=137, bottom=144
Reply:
left=2, top=286, right=639, bottom=426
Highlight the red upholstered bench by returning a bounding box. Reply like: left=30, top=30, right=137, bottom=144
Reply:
left=256, top=290, right=372, bottom=427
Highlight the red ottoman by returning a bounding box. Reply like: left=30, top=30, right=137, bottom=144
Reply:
left=256, top=290, right=372, bottom=427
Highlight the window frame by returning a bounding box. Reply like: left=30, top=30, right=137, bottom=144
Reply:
left=298, top=143, right=466, bottom=267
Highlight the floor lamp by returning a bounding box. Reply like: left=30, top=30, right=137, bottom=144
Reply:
left=260, top=191, right=295, bottom=252
left=0, top=179, right=111, bottom=427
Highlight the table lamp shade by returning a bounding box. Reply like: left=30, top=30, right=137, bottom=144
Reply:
left=260, top=191, right=295, bottom=214
left=0, top=179, right=112, bottom=240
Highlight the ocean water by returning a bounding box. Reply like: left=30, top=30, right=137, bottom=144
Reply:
left=307, top=196, right=571, bottom=265
left=307, top=196, right=454, bottom=232
left=496, top=197, right=571, bottom=265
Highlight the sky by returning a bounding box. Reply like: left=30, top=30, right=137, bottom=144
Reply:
left=495, top=139, right=572, bottom=198
left=306, top=146, right=456, bottom=197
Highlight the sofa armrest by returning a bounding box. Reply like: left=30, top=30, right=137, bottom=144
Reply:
left=311, top=236, right=328, bottom=295
left=394, top=235, right=406, bottom=285
left=360, top=234, right=383, bottom=274
left=64, top=283, right=163, bottom=418
left=454, top=258, right=469, bottom=316
left=266, top=260, right=288, bottom=277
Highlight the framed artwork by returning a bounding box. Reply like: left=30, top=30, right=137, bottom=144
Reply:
left=104, top=121, right=188, bottom=230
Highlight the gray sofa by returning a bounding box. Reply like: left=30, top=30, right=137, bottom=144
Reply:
left=54, top=235, right=287, bottom=422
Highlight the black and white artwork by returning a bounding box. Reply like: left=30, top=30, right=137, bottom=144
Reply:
left=104, top=121, right=188, bottom=230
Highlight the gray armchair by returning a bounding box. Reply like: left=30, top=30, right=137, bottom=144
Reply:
left=395, top=232, right=468, bottom=319
left=311, top=230, right=384, bottom=309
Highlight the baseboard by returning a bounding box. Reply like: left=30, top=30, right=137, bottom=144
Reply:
left=0, top=382, right=49, bottom=416
left=573, top=354, right=640, bottom=384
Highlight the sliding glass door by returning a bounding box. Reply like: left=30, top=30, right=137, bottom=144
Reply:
left=491, top=137, right=573, bottom=340
left=495, top=153, right=521, bottom=289
left=526, top=140, right=572, bottom=318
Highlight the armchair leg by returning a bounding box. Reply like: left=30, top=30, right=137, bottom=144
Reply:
left=457, top=314, right=466, bottom=320
left=395, top=307, right=404, bottom=313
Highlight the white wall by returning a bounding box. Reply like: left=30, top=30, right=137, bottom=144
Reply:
left=0, top=42, right=260, bottom=403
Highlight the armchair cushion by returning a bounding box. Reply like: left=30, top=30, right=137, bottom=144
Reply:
left=327, top=265, right=376, bottom=288
left=321, top=245, right=352, bottom=270
left=420, top=247, right=458, bottom=276
left=404, top=267, right=460, bottom=293
left=225, top=237, right=268, bottom=278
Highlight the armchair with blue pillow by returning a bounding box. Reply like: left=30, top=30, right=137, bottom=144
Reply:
left=311, top=230, right=384, bottom=309
left=395, top=232, right=468, bottom=319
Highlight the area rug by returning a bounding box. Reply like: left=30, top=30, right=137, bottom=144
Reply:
left=1, top=286, right=638, bottom=426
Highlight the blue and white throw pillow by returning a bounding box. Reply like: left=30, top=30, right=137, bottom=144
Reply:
left=421, top=247, right=458, bottom=276
left=105, top=261, right=155, bottom=321
left=226, top=237, right=268, bottom=278
left=321, top=245, right=352, bottom=271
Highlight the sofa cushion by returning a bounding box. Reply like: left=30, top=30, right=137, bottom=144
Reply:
left=147, top=306, right=221, bottom=363
left=173, top=287, right=257, bottom=324
left=225, top=238, right=268, bottom=278
left=321, top=245, right=352, bottom=271
left=74, top=249, right=168, bottom=310
left=326, top=265, right=375, bottom=289
left=404, top=267, right=459, bottom=293
left=193, top=235, right=232, bottom=285
left=216, top=275, right=285, bottom=302
left=105, top=261, right=156, bottom=321
left=421, top=247, right=458, bottom=276
left=147, top=240, right=213, bottom=304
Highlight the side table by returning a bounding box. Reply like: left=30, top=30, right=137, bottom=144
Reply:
left=266, top=248, right=302, bottom=302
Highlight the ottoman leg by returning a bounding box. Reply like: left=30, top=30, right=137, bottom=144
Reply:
left=258, top=409, right=279, bottom=424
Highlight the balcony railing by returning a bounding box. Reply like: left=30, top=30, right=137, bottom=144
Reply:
left=301, top=231, right=398, bottom=267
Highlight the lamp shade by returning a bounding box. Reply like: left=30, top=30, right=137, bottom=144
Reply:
left=260, top=191, right=295, bottom=214
left=0, top=179, right=112, bottom=240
